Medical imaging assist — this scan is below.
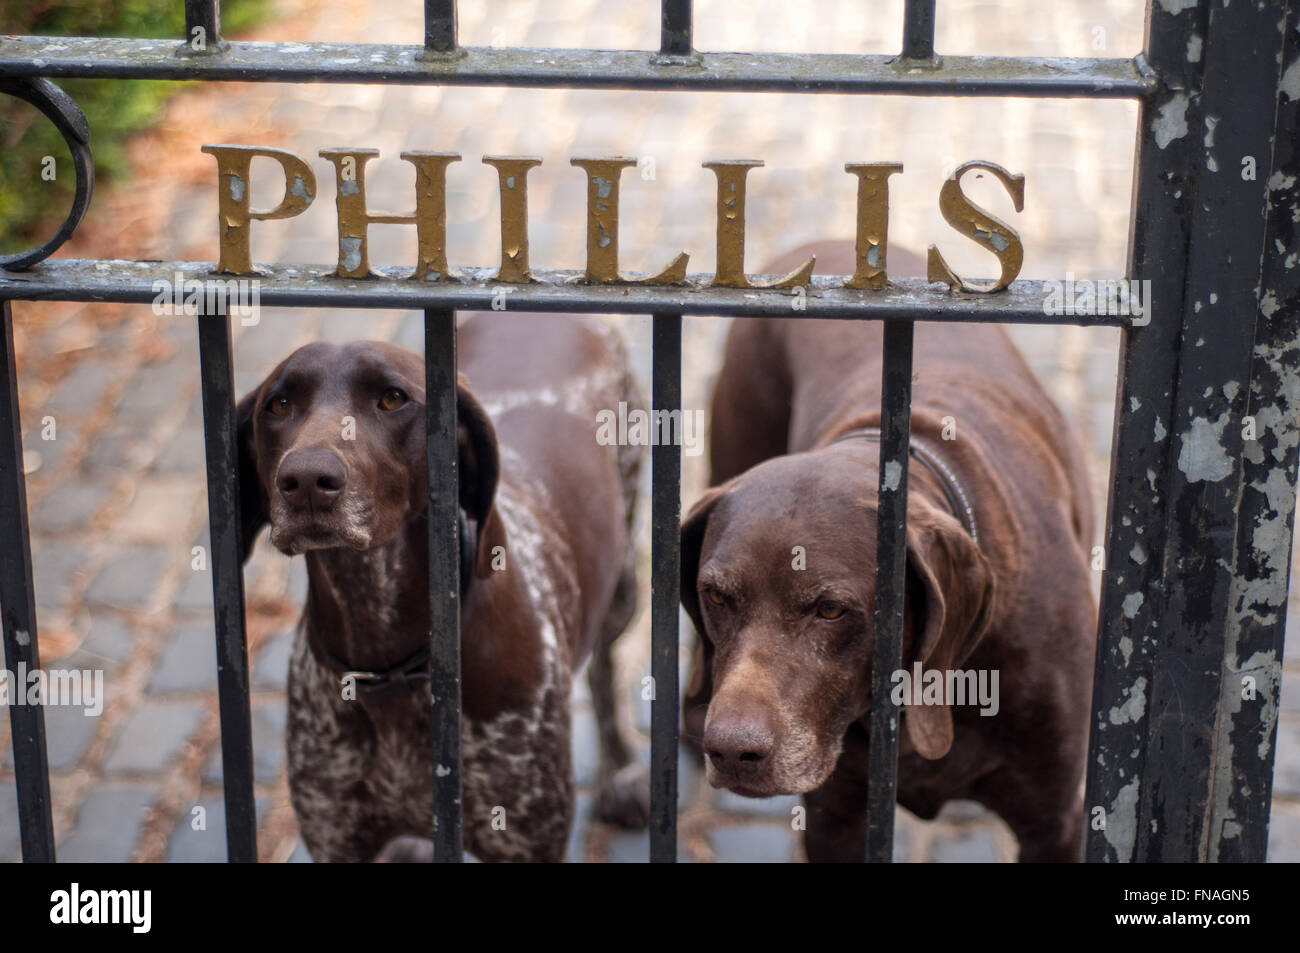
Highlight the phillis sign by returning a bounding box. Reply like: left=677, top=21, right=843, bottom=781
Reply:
left=202, top=145, right=1026, bottom=294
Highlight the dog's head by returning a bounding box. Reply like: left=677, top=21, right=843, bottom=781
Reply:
left=681, top=448, right=995, bottom=797
left=236, top=340, right=501, bottom=566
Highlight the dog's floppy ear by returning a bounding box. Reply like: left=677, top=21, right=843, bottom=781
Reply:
left=902, top=500, right=996, bottom=760
left=235, top=387, right=269, bottom=563
left=680, top=483, right=731, bottom=744
left=456, top=377, right=505, bottom=579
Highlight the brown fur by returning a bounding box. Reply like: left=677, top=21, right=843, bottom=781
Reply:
left=681, top=240, right=1096, bottom=862
left=237, top=314, right=648, bottom=862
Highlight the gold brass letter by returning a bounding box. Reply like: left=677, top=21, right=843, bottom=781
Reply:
left=927, top=160, right=1025, bottom=293
left=843, top=163, right=904, bottom=290
left=704, top=160, right=814, bottom=288
left=570, top=157, right=688, bottom=284
left=318, top=148, right=461, bottom=279
left=483, top=156, right=542, bottom=283
left=201, top=144, right=316, bottom=275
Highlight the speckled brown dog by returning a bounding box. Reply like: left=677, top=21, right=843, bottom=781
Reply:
left=237, top=313, right=647, bottom=862
left=682, top=241, right=1096, bottom=862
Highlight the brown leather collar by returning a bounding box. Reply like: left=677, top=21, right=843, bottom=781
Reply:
left=831, top=427, right=980, bottom=543
left=306, top=508, right=476, bottom=697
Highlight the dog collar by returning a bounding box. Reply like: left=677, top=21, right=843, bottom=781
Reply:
left=309, top=507, right=477, bottom=696
left=831, top=427, right=980, bottom=544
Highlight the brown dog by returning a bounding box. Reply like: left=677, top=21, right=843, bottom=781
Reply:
left=236, top=313, right=647, bottom=861
left=681, top=241, right=1096, bottom=862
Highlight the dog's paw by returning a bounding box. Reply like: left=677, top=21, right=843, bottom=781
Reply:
left=374, top=835, right=435, bottom=863
left=595, top=762, right=651, bottom=829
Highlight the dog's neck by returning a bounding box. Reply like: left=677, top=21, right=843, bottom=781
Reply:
left=303, top=514, right=432, bottom=674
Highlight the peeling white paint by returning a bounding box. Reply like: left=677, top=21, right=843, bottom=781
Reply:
left=1269, top=171, right=1297, bottom=191
left=1177, top=414, right=1234, bottom=483
left=1119, top=636, right=1134, bottom=666
left=1131, top=542, right=1148, bottom=565
left=340, top=236, right=363, bottom=273
left=1281, top=56, right=1300, bottom=101
left=1109, top=676, right=1148, bottom=725
left=1186, top=34, right=1203, bottom=63
left=1122, top=591, right=1144, bottom=619
left=1154, top=417, right=1168, bottom=442
left=1104, top=776, right=1141, bottom=861
left=1154, top=93, right=1190, bottom=150
left=883, top=460, right=902, bottom=492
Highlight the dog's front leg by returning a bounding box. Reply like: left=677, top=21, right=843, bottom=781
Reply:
left=803, top=766, right=870, bottom=863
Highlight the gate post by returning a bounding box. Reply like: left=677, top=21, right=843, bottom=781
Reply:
left=1088, top=0, right=1300, bottom=862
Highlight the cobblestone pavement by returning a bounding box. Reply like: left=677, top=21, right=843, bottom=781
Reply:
left=2, top=0, right=1297, bottom=862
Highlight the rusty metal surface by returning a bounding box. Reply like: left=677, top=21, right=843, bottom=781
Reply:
left=0, top=259, right=1134, bottom=325
left=0, top=36, right=1155, bottom=98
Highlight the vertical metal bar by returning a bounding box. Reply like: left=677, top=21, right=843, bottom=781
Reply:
left=424, top=0, right=458, bottom=54
left=0, top=300, right=54, bottom=863
left=650, top=312, right=682, bottom=863
left=196, top=310, right=257, bottom=863
left=660, top=0, right=693, bottom=56
left=425, top=308, right=463, bottom=862
left=901, top=0, right=937, bottom=60
left=1213, top=0, right=1300, bottom=863
left=1084, top=0, right=1207, bottom=863
left=1133, top=0, right=1294, bottom=862
left=184, top=0, right=223, bottom=49
left=865, top=319, right=914, bottom=863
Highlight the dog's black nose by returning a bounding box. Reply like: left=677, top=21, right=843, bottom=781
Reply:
left=276, top=449, right=347, bottom=511
left=703, top=713, right=775, bottom=773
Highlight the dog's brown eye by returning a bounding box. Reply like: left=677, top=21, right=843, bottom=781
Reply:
left=379, top=388, right=407, bottom=411
left=267, top=396, right=291, bottom=417
left=816, top=601, right=846, bottom=620
left=706, top=588, right=726, bottom=606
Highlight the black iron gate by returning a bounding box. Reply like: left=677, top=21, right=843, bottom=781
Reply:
left=0, top=0, right=1296, bottom=863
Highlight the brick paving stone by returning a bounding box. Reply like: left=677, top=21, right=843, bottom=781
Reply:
left=714, top=789, right=801, bottom=820
left=30, top=539, right=89, bottom=613
left=44, top=361, right=120, bottom=417
left=114, top=360, right=199, bottom=418
left=710, top=823, right=796, bottom=863
left=22, top=423, right=80, bottom=474
left=571, top=705, right=598, bottom=787
left=165, top=796, right=266, bottom=862
left=1272, top=712, right=1300, bottom=799
left=929, top=828, right=1001, bottom=863
left=1267, top=808, right=1300, bottom=862
left=150, top=423, right=206, bottom=475
left=253, top=633, right=294, bottom=690
left=172, top=566, right=215, bottom=613
left=200, top=705, right=287, bottom=785
left=566, top=792, right=593, bottom=862
left=605, top=828, right=690, bottom=863
left=58, top=786, right=157, bottom=862
left=79, top=422, right=155, bottom=474
left=79, top=615, right=135, bottom=664
left=148, top=623, right=219, bottom=694
left=30, top=480, right=110, bottom=533
left=84, top=545, right=173, bottom=611
left=103, top=700, right=204, bottom=774
left=1, top=702, right=100, bottom=772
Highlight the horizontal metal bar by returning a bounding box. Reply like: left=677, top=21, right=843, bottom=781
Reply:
left=0, top=261, right=1135, bottom=325
left=0, top=37, right=1154, bottom=97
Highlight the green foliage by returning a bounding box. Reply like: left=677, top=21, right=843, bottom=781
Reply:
left=0, top=0, right=268, bottom=254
